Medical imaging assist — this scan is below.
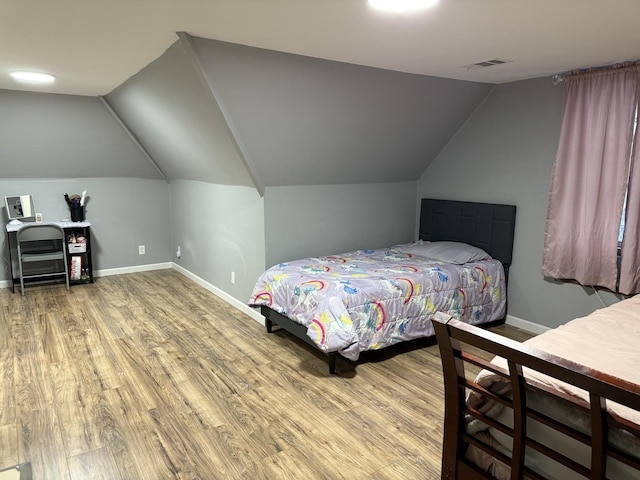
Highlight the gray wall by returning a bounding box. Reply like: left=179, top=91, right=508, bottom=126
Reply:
left=418, top=77, right=622, bottom=329
left=0, top=178, right=171, bottom=279
left=264, top=182, right=417, bottom=267
left=4, top=46, right=621, bottom=330
left=170, top=180, right=265, bottom=302
left=192, top=37, right=493, bottom=188
left=0, top=89, right=162, bottom=179
left=106, top=41, right=255, bottom=188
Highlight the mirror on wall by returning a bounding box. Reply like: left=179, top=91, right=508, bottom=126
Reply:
left=4, top=195, right=35, bottom=220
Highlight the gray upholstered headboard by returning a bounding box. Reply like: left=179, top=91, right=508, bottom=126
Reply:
left=419, top=199, right=517, bottom=280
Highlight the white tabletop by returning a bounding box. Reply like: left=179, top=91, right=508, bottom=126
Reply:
left=5, top=220, right=91, bottom=232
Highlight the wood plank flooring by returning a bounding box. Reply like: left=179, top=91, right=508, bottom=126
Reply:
left=0, top=270, right=533, bottom=479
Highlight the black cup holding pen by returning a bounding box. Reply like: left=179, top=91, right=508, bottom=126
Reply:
left=70, top=205, right=85, bottom=222
left=65, top=191, right=87, bottom=222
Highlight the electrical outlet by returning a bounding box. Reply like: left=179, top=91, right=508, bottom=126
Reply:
left=231, top=271, right=236, bottom=284
left=139, top=245, right=145, bottom=255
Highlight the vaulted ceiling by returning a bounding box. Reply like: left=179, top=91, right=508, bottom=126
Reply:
left=2, top=2, right=639, bottom=191
left=105, top=38, right=256, bottom=188
left=0, top=35, right=494, bottom=189
left=104, top=35, right=493, bottom=192
left=3, top=1, right=640, bottom=95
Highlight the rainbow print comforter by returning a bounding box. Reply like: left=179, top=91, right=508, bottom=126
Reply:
left=249, top=247, right=506, bottom=361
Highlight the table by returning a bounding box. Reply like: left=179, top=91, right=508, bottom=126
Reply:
left=5, top=220, right=93, bottom=292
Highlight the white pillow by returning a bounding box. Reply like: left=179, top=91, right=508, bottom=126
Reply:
left=396, top=240, right=490, bottom=264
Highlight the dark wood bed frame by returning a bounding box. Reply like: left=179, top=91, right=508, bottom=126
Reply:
left=261, top=198, right=517, bottom=374
left=432, top=313, right=640, bottom=479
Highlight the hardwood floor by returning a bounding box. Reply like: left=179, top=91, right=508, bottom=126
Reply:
left=0, top=270, right=533, bottom=479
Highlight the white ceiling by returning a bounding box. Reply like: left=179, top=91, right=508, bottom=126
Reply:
left=3, top=0, right=640, bottom=97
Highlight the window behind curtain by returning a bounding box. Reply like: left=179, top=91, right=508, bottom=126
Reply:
left=619, top=100, right=640, bottom=293
left=542, top=64, right=640, bottom=294
left=618, top=107, right=638, bottom=246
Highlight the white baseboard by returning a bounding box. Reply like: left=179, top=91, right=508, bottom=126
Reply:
left=506, top=314, right=550, bottom=335
left=95, top=262, right=172, bottom=277
left=171, top=263, right=264, bottom=325
left=0, top=263, right=172, bottom=290
left=2, top=261, right=264, bottom=325
left=3, top=264, right=543, bottom=337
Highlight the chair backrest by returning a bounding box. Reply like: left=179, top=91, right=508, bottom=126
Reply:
left=17, top=224, right=65, bottom=242
left=431, top=312, right=640, bottom=480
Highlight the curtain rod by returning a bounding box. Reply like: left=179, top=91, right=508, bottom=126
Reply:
left=551, top=59, right=640, bottom=85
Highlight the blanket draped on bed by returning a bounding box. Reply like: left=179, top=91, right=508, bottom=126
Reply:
left=249, top=247, right=506, bottom=360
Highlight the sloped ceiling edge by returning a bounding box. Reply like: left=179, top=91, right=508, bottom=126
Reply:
left=105, top=37, right=257, bottom=190
left=0, top=89, right=164, bottom=179
left=190, top=36, right=495, bottom=186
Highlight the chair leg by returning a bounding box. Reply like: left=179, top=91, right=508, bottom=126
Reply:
left=19, top=261, right=25, bottom=296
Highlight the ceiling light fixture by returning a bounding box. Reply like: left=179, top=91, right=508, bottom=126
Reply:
left=10, top=71, right=56, bottom=84
left=368, top=0, right=439, bottom=13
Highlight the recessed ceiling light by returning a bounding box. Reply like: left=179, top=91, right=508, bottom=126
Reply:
left=10, top=71, right=56, bottom=84
left=368, top=0, right=439, bottom=13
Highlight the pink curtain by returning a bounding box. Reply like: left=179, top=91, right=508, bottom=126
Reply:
left=620, top=108, right=640, bottom=294
left=542, top=66, right=640, bottom=291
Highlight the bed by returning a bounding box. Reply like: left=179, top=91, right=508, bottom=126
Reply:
left=249, top=198, right=517, bottom=374
left=432, top=296, right=640, bottom=479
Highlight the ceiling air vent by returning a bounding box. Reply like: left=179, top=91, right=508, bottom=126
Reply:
left=462, top=58, right=513, bottom=70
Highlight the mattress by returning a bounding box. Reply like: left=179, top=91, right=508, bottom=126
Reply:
left=249, top=245, right=506, bottom=360
left=467, top=295, right=640, bottom=479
